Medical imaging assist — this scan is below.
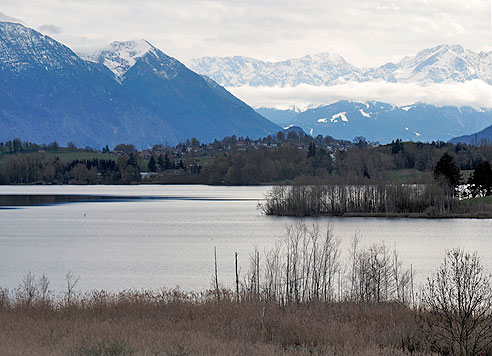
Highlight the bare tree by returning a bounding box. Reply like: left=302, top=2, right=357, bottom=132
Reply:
left=0, top=288, right=9, bottom=310
left=65, top=271, right=80, bottom=304
left=263, top=242, right=282, bottom=303
left=214, top=246, right=219, bottom=301
left=235, top=252, right=240, bottom=303
left=243, top=246, right=261, bottom=300
left=16, top=272, right=37, bottom=306
left=347, top=238, right=412, bottom=303
left=38, top=274, right=51, bottom=303
left=421, top=249, right=492, bottom=356
left=348, top=233, right=361, bottom=300
left=240, top=223, right=411, bottom=306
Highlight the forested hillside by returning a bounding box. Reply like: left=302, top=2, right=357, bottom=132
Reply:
left=2, top=134, right=492, bottom=186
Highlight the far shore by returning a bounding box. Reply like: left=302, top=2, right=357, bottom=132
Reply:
left=271, top=211, right=492, bottom=219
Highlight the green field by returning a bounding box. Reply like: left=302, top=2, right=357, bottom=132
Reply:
left=381, top=169, right=431, bottom=183
left=381, top=169, right=474, bottom=184
left=196, top=156, right=216, bottom=166
left=464, top=195, right=492, bottom=206
left=46, top=151, right=117, bottom=163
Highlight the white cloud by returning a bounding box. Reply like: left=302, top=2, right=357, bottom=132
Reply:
left=0, top=11, right=23, bottom=23
left=38, top=24, right=62, bottom=34
left=229, top=80, right=492, bottom=110
left=0, top=0, right=491, bottom=66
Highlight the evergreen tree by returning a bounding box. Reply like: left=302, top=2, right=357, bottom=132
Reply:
left=391, top=139, right=404, bottom=155
left=157, top=155, right=165, bottom=171
left=468, top=160, right=492, bottom=197
left=164, top=153, right=171, bottom=170
left=127, top=153, right=138, bottom=168
left=148, top=156, right=157, bottom=172
left=434, top=152, right=461, bottom=194
left=307, top=143, right=316, bottom=158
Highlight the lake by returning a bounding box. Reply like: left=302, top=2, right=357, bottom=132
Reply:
left=1, top=184, right=492, bottom=294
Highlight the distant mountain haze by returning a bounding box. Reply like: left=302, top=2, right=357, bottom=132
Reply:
left=189, top=45, right=492, bottom=87
left=450, top=125, right=492, bottom=145
left=257, top=102, right=492, bottom=144
left=0, top=22, right=280, bottom=148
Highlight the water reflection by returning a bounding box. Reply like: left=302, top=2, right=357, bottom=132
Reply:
left=0, top=192, right=262, bottom=207
left=0, top=185, right=491, bottom=294
left=0, top=194, right=136, bottom=207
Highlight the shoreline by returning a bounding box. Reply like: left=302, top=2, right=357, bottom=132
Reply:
left=266, top=211, right=492, bottom=219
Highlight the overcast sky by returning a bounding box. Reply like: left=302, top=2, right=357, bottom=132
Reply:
left=1, top=0, right=491, bottom=66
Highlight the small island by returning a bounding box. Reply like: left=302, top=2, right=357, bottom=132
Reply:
left=260, top=152, right=492, bottom=218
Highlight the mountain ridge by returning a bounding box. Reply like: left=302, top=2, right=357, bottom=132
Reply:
left=0, top=22, right=280, bottom=148
left=256, top=100, right=492, bottom=144
left=188, top=44, right=492, bottom=87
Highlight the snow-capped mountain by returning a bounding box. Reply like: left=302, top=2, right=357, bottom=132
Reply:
left=259, top=101, right=492, bottom=143
left=188, top=53, right=357, bottom=87
left=0, top=22, right=280, bottom=148
left=0, top=21, right=89, bottom=72
left=82, top=40, right=184, bottom=83
left=364, top=45, right=492, bottom=84
left=82, top=40, right=158, bottom=79
left=189, top=45, right=492, bottom=87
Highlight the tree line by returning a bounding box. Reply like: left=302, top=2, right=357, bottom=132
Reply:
left=0, top=154, right=140, bottom=184
left=3, top=136, right=492, bottom=186
left=168, top=139, right=492, bottom=185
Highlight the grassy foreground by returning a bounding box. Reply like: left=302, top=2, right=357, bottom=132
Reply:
left=0, top=290, right=431, bottom=356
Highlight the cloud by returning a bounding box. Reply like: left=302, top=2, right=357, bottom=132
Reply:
left=228, top=80, right=492, bottom=110
left=38, top=24, right=62, bottom=34
left=1, top=0, right=491, bottom=66
left=0, top=11, right=23, bottom=23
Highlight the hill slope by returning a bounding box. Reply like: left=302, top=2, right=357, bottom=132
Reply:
left=0, top=22, right=279, bottom=148
left=450, top=125, right=492, bottom=145
left=275, top=101, right=492, bottom=143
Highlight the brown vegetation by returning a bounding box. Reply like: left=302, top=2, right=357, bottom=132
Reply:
left=2, top=225, right=492, bottom=356
left=260, top=184, right=492, bottom=218
left=0, top=289, right=430, bottom=356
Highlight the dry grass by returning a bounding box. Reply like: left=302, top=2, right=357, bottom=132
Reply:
left=0, top=289, right=434, bottom=356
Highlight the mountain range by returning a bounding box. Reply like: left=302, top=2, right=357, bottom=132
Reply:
left=257, top=101, right=492, bottom=144
left=0, top=22, right=280, bottom=148
left=2, top=21, right=491, bottom=148
left=188, top=45, right=492, bottom=87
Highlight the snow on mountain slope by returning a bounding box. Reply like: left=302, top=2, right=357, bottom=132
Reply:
left=83, top=40, right=162, bottom=79
left=0, top=22, right=83, bottom=72
left=359, top=109, right=371, bottom=118
left=0, top=22, right=281, bottom=148
left=189, top=45, right=492, bottom=87
left=284, top=101, right=492, bottom=143
left=188, top=53, right=356, bottom=87
left=258, top=101, right=492, bottom=143
left=381, top=45, right=489, bottom=84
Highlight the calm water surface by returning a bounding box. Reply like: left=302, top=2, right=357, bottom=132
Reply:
left=1, top=185, right=491, bottom=293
